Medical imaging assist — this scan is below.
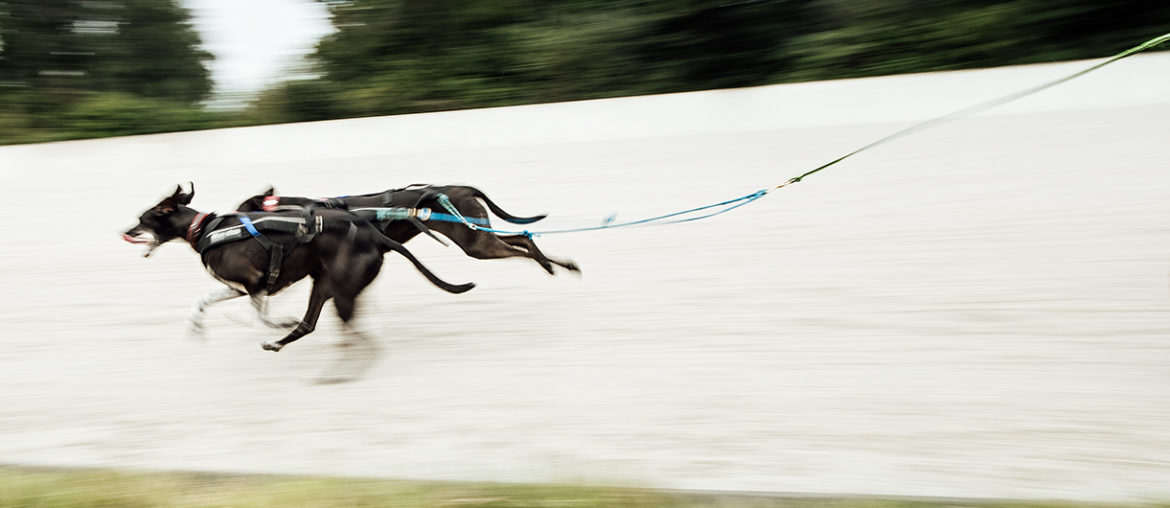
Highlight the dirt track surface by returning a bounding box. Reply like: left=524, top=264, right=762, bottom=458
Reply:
left=1, top=96, right=1169, bottom=499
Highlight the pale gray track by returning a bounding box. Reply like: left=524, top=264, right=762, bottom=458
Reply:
left=1, top=65, right=1168, bottom=501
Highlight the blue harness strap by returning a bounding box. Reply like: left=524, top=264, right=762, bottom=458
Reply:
left=238, top=216, right=262, bottom=237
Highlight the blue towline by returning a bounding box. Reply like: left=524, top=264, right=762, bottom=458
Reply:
left=357, top=32, right=1170, bottom=240
left=433, top=190, right=769, bottom=238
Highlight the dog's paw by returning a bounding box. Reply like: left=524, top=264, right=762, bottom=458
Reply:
left=260, top=341, right=283, bottom=352
left=560, top=260, right=582, bottom=276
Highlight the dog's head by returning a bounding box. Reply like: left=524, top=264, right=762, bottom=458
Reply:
left=236, top=185, right=278, bottom=213
left=122, top=183, right=195, bottom=257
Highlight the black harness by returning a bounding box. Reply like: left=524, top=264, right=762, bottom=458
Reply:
left=284, top=186, right=449, bottom=246
left=366, top=187, right=447, bottom=244
left=190, top=207, right=349, bottom=292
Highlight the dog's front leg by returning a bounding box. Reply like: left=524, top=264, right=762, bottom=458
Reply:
left=249, top=291, right=299, bottom=330
left=261, top=283, right=330, bottom=352
left=188, top=287, right=246, bottom=341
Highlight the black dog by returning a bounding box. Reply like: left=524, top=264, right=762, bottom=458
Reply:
left=123, top=184, right=474, bottom=353
left=237, top=184, right=580, bottom=275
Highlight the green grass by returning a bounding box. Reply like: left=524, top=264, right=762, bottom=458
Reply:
left=0, top=467, right=1160, bottom=508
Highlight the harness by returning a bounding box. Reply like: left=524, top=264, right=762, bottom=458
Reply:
left=263, top=195, right=347, bottom=212
left=263, top=187, right=482, bottom=246
left=187, top=207, right=338, bottom=292
left=339, top=188, right=438, bottom=229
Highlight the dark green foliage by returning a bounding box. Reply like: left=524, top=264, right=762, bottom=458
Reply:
left=91, top=0, right=213, bottom=103
left=784, top=0, right=1170, bottom=80
left=0, top=0, right=214, bottom=144
left=251, top=0, right=1170, bottom=125
left=1, top=0, right=1168, bottom=144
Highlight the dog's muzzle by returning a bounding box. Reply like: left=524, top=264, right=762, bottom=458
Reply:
left=122, top=232, right=159, bottom=257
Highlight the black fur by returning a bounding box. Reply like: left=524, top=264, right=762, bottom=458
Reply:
left=124, top=184, right=474, bottom=352
left=238, top=184, right=580, bottom=275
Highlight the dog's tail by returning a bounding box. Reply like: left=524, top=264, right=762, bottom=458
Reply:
left=372, top=232, right=475, bottom=294
left=470, top=187, right=547, bottom=225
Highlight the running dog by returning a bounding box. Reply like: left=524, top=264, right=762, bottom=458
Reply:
left=122, top=184, right=474, bottom=352
left=237, top=184, right=580, bottom=275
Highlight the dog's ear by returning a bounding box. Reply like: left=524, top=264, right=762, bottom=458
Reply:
left=263, top=185, right=276, bottom=197
left=155, top=184, right=181, bottom=213
left=175, top=182, right=194, bottom=205
left=157, top=197, right=177, bottom=214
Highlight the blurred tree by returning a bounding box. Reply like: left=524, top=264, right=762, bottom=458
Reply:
left=0, top=0, right=210, bottom=98
left=0, top=0, right=75, bottom=84
left=636, top=1, right=817, bottom=92
left=87, top=0, right=213, bottom=103
left=785, top=0, right=1170, bottom=79
left=250, top=0, right=1168, bottom=125
left=4, top=0, right=1170, bottom=143
left=0, top=0, right=214, bottom=143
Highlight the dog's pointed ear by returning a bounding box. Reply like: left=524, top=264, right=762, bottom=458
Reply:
left=263, top=185, right=276, bottom=197
left=156, top=185, right=182, bottom=213
left=172, top=182, right=194, bottom=206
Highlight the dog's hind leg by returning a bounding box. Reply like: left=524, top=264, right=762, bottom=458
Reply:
left=454, top=231, right=581, bottom=275
left=440, top=227, right=557, bottom=274
left=432, top=219, right=577, bottom=275
left=261, top=282, right=331, bottom=352
left=249, top=291, right=299, bottom=330
left=187, top=287, right=245, bottom=341
left=499, top=234, right=581, bottom=274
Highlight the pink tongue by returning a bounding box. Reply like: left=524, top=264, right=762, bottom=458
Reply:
left=122, top=233, right=147, bottom=244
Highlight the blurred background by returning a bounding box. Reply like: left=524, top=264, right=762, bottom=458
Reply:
left=1, top=0, right=1169, bottom=145
left=1, top=1, right=1170, bottom=505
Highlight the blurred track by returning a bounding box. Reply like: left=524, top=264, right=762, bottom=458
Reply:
left=0, top=59, right=1168, bottom=501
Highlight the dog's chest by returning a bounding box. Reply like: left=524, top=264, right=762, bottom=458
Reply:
left=205, top=265, right=248, bottom=292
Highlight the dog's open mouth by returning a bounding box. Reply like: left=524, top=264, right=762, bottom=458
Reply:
left=122, top=232, right=159, bottom=257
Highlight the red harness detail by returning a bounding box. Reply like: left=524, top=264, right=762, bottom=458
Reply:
left=262, top=196, right=280, bottom=212
left=187, top=212, right=210, bottom=250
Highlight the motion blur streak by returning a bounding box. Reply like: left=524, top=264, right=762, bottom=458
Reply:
left=0, top=56, right=1168, bottom=501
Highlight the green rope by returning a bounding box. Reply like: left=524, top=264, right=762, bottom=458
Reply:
left=375, top=208, right=415, bottom=221
left=770, top=31, right=1170, bottom=192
